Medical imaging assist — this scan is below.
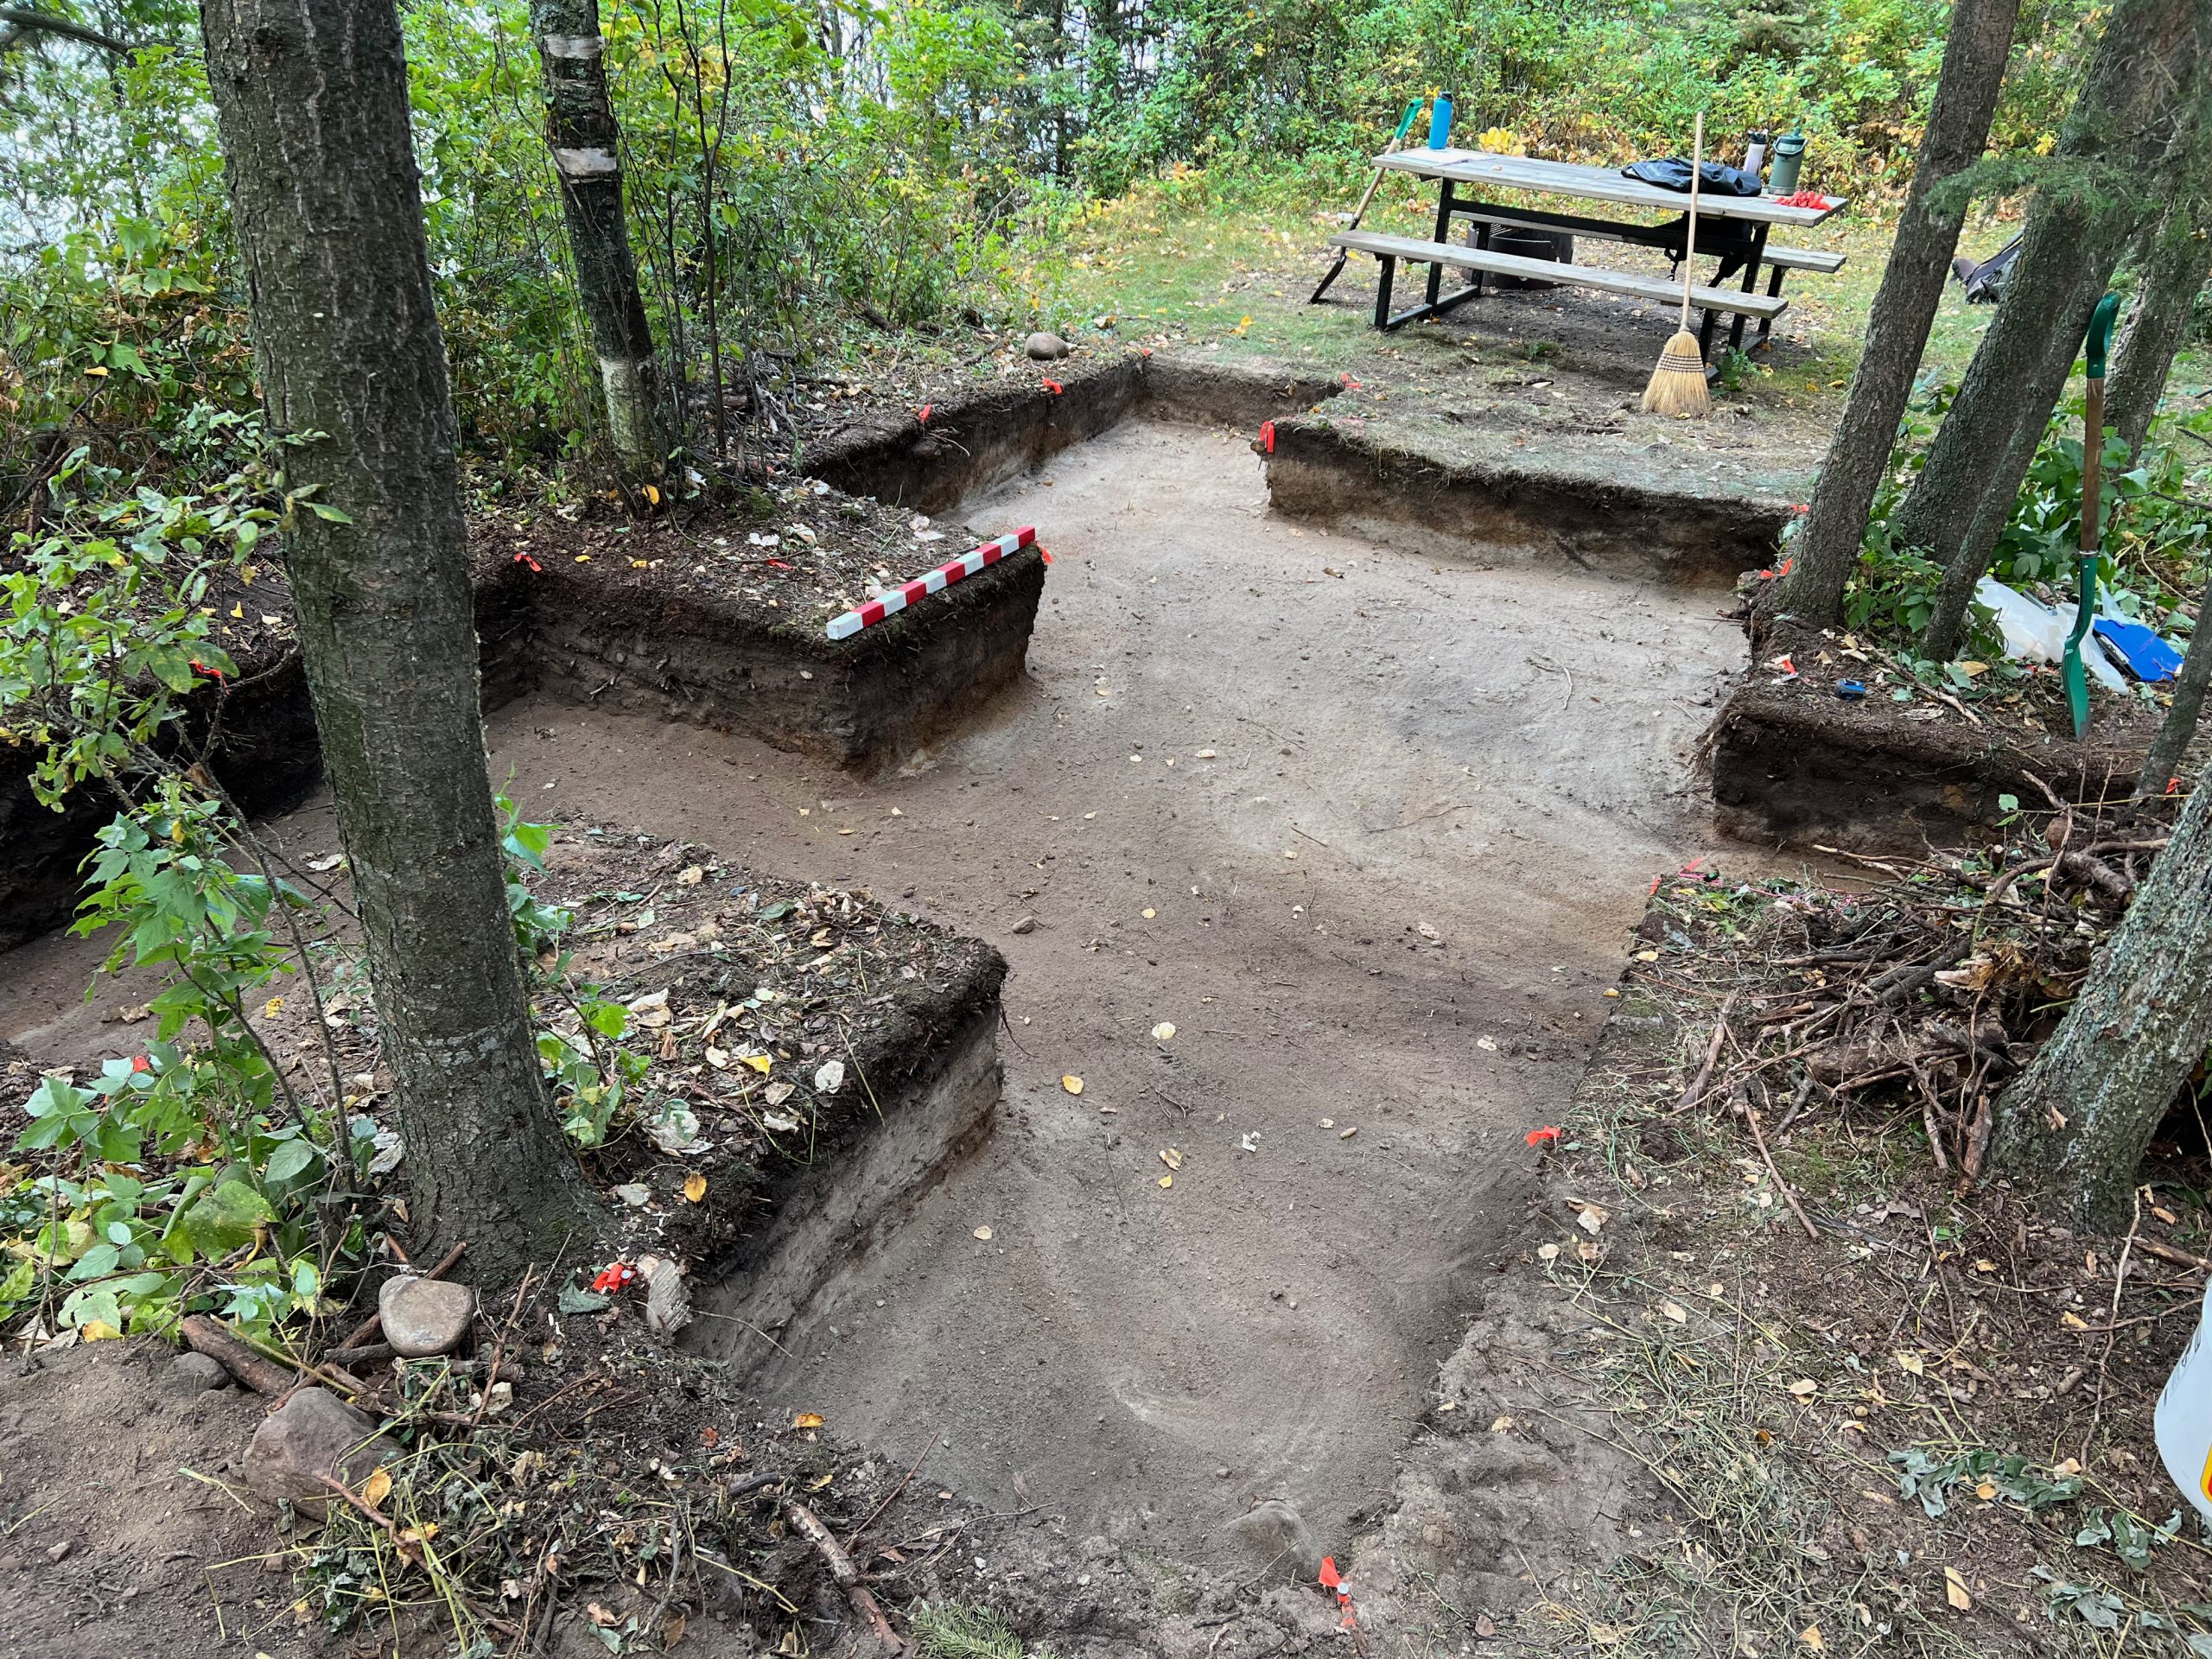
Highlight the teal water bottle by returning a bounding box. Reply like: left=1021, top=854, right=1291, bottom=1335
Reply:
left=1428, top=92, right=1453, bottom=149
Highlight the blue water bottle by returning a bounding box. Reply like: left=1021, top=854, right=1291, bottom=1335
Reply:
left=1428, top=92, right=1453, bottom=149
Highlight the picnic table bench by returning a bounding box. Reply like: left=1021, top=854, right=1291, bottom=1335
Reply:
left=1323, top=147, right=1847, bottom=358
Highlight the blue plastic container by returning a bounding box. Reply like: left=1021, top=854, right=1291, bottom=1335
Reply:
left=1428, top=93, right=1453, bottom=149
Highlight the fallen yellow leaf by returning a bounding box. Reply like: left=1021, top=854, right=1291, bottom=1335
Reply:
left=362, top=1467, right=393, bottom=1508
left=1160, top=1148, right=1183, bottom=1170
left=793, top=1412, right=824, bottom=1429
left=1896, top=1351, right=1924, bottom=1376
left=1799, top=1626, right=1823, bottom=1651
left=683, top=1173, right=708, bottom=1203
left=80, top=1319, right=122, bottom=1341
left=1943, top=1567, right=1972, bottom=1611
left=1062, top=1075, right=1084, bottom=1095
left=1158, top=1174, right=1173, bottom=1188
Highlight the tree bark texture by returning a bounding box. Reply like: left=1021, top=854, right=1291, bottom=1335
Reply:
left=1994, top=778, right=2212, bottom=1223
left=2140, top=564, right=2212, bottom=793
left=1895, top=0, right=2205, bottom=658
left=200, top=0, right=588, bottom=1283
left=2108, top=189, right=2212, bottom=457
left=529, top=0, right=663, bottom=475
left=1763, top=0, right=2022, bottom=632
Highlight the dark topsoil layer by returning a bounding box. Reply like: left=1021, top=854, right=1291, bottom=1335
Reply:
left=514, top=828, right=1006, bottom=1275
left=1713, top=618, right=2169, bottom=850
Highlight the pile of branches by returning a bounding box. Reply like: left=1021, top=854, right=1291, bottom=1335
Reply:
left=1643, top=779, right=2178, bottom=1196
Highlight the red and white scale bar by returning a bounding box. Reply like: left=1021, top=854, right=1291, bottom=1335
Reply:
left=824, top=527, right=1037, bottom=640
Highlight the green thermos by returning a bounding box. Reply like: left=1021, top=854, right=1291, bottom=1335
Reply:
left=1769, top=130, right=1806, bottom=194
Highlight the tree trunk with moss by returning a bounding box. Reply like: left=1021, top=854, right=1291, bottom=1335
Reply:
left=1993, top=779, right=2212, bottom=1222
left=1760, top=0, right=2021, bottom=632
left=1895, top=0, right=2204, bottom=661
left=530, top=0, right=664, bottom=476
left=201, top=0, right=590, bottom=1283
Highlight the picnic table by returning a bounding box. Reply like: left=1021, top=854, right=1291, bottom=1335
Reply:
left=1326, top=147, right=1847, bottom=359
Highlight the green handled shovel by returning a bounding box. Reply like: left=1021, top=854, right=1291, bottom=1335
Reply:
left=1310, top=100, right=1424, bottom=304
left=2063, top=291, right=2122, bottom=740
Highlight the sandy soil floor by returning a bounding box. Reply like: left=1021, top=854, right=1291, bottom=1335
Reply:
left=2, top=418, right=1760, bottom=1586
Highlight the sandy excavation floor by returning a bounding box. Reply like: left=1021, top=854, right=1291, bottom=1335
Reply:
left=1, top=418, right=1756, bottom=1582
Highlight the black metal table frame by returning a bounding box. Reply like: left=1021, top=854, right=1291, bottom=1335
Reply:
left=1375, top=177, right=1773, bottom=359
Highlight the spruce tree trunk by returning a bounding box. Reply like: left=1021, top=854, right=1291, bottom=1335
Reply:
left=2139, top=564, right=2212, bottom=793
left=1762, top=0, right=2021, bottom=632
left=1893, top=0, right=2204, bottom=658
left=201, top=0, right=589, bottom=1283
left=530, top=0, right=664, bottom=476
left=2107, top=192, right=2212, bottom=457
left=1993, top=779, right=2212, bottom=1223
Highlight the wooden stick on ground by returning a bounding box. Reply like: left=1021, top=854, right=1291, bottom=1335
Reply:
left=2137, top=1236, right=2212, bottom=1274
left=1734, top=1084, right=1819, bottom=1242
left=1671, top=992, right=1737, bottom=1116
left=180, top=1313, right=295, bottom=1395
left=785, top=1499, right=903, bottom=1652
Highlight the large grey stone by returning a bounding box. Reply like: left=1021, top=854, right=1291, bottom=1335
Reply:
left=1024, top=331, right=1069, bottom=361
left=1228, top=1498, right=1322, bottom=1580
left=378, top=1274, right=478, bottom=1357
left=241, top=1388, right=398, bottom=1507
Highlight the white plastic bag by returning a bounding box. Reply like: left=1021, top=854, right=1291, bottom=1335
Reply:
left=1974, top=576, right=2125, bottom=690
left=2157, top=1295, right=2212, bottom=1521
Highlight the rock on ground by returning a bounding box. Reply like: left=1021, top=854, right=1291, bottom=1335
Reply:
left=1229, top=1498, right=1321, bottom=1579
left=165, top=1352, right=231, bottom=1395
left=1024, top=331, right=1069, bottom=360
left=242, top=1387, right=398, bottom=1506
left=379, top=1273, right=478, bottom=1357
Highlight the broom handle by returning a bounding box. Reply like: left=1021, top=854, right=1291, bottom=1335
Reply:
left=1679, top=111, right=1703, bottom=332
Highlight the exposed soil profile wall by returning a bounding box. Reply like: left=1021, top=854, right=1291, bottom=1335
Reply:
left=1262, top=419, right=1793, bottom=586
left=684, top=1004, right=1002, bottom=1369
left=798, top=353, right=1344, bottom=512
left=530, top=551, right=1046, bottom=772
left=1711, top=678, right=2160, bottom=850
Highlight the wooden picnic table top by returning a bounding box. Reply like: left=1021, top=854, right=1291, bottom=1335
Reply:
left=1374, top=147, right=1846, bottom=229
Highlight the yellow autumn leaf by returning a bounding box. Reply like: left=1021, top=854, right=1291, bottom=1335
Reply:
left=398, top=1522, right=439, bottom=1545
left=264, top=995, right=284, bottom=1018
left=362, top=1467, right=393, bottom=1508
left=793, top=1412, right=824, bottom=1429
left=642, top=484, right=661, bottom=505
left=742, top=1053, right=772, bottom=1074
left=683, top=1173, right=708, bottom=1203
left=1158, top=1174, right=1173, bottom=1188
left=80, top=1319, right=122, bottom=1341
left=1943, top=1567, right=1972, bottom=1611
left=230, top=603, right=245, bottom=619
left=1896, top=1351, right=1924, bottom=1376
left=1160, top=1148, right=1183, bottom=1170
left=1799, top=1626, right=1823, bottom=1651
left=1061, top=1075, right=1084, bottom=1095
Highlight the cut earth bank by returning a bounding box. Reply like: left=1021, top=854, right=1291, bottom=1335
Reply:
left=0, top=387, right=1794, bottom=1650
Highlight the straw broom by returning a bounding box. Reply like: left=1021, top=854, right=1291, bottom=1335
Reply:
left=1642, top=111, right=1711, bottom=417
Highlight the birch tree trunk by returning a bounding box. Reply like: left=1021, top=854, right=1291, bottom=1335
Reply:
left=530, top=0, right=664, bottom=477
left=1891, top=0, right=2204, bottom=660
left=1993, top=779, right=2212, bottom=1223
left=1761, top=0, right=2021, bottom=632
left=200, top=0, right=589, bottom=1283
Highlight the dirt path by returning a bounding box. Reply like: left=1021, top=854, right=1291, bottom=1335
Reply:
left=0, top=418, right=1755, bottom=1580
